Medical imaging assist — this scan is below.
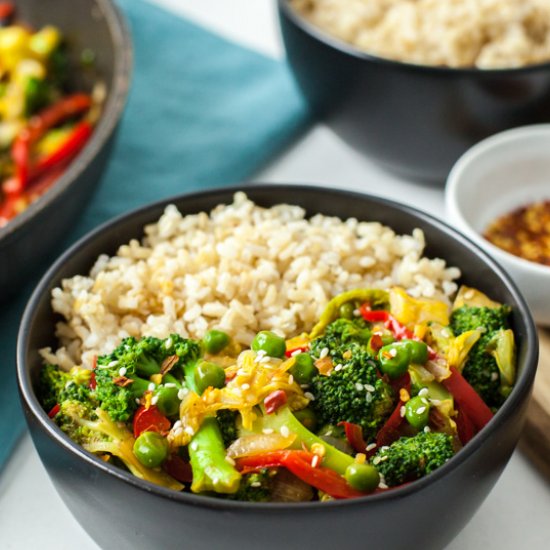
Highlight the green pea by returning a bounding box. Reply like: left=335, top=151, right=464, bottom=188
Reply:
left=133, top=431, right=169, bottom=468
left=405, top=395, right=431, bottom=429
left=251, top=330, right=286, bottom=358
left=294, top=408, right=318, bottom=432
left=203, top=329, right=230, bottom=354
left=399, top=339, right=429, bottom=365
left=378, top=343, right=411, bottom=379
left=194, top=361, right=226, bottom=395
left=154, top=385, right=180, bottom=417
left=289, top=353, right=316, bottom=384
left=339, top=302, right=355, bottom=320
left=345, top=463, right=380, bottom=492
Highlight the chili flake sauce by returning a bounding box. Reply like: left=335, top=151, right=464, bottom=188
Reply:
left=484, top=200, right=550, bottom=266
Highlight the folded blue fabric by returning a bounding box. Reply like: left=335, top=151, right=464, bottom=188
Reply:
left=0, top=0, right=309, bottom=469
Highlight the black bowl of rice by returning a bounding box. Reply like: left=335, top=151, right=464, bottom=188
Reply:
left=17, top=185, right=537, bottom=550
left=279, top=0, right=550, bottom=183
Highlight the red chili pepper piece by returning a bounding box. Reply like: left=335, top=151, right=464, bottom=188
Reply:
left=441, top=366, right=493, bottom=432
left=359, top=304, right=390, bottom=323
left=133, top=405, right=171, bottom=438
left=376, top=372, right=411, bottom=447
left=455, top=406, right=476, bottom=445
left=163, top=455, right=193, bottom=483
left=0, top=3, right=14, bottom=21
left=284, top=346, right=309, bottom=358
left=89, top=355, right=98, bottom=390
left=236, top=450, right=366, bottom=499
left=369, top=333, right=383, bottom=352
left=338, top=421, right=367, bottom=454
left=384, top=315, right=414, bottom=340
left=48, top=403, right=61, bottom=418
left=264, top=390, right=287, bottom=414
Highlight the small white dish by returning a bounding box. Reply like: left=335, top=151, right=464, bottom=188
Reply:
left=446, top=124, right=550, bottom=326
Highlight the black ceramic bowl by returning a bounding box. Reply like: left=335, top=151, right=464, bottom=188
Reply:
left=18, top=185, right=537, bottom=550
left=278, top=0, right=550, bottom=183
left=0, top=0, right=132, bottom=301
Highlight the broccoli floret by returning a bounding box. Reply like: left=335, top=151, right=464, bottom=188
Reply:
left=54, top=400, right=183, bottom=490
left=228, top=469, right=275, bottom=502
left=309, top=343, right=395, bottom=441
left=216, top=409, right=239, bottom=447
left=450, top=305, right=511, bottom=408
left=372, top=432, right=454, bottom=487
left=94, top=334, right=200, bottom=422
left=39, top=364, right=92, bottom=411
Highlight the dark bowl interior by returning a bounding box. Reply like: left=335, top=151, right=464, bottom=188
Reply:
left=18, top=185, right=538, bottom=550
left=0, top=0, right=132, bottom=301
left=278, top=0, right=550, bottom=183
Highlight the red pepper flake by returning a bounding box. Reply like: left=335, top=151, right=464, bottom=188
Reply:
left=369, top=333, right=383, bottom=352
left=160, top=354, right=179, bottom=375
left=285, top=346, right=309, bottom=358
left=264, top=390, right=287, bottom=414
left=48, top=403, right=61, bottom=418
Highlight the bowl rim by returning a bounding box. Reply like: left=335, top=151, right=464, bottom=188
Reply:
left=446, top=123, right=550, bottom=276
left=278, top=0, right=550, bottom=75
left=0, top=0, right=133, bottom=244
left=17, top=183, right=539, bottom=511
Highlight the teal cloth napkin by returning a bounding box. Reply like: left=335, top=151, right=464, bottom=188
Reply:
left=0, top=0, right=309, bottom=469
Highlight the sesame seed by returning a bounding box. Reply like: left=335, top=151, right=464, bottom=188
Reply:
left=353, top=309, right=360, bottom=316
left=378, top=482, right=388, bottom=490
left=491, top=372, right=499, bottom=381
left=304, top=392, right=315, bottom=401
left=177, top=388, right=189, bottom=400
left=225, top=456, right=236, bottom=466
left=334, top=364, right=343, bottom=372
left=108, top=360, right=119, bottom=368
left=424, top=426, right=431, bottom=433
left=418, top=387, right=429, bottom=397
left=290, top=349, right=301, bottom=357
left=164, top=382, right=177, bottom=388
left=380, top=446, right=389, bottom=452
left=311, top=455, right=320, bottom=468
left=364, top=384, right=375, bottom=392
left=262, top=428, right=274, bottom=434
left=366, top=392, right=373, bottom=403
left=250, top=481, right=262, bottom=487
left=300, top=384, right=310, bottom=389
left=165, top=337, right=173, bottom=349
left=379, top=455, right=388, bottom=462
left=173, top=420, right=182, bottom=430
left=151, top=395, right=159, bottom=405
left=319, top=347, right=329, bottom=359
left=389, top=348, right=397, bottom=358
left=190, top=441, right=198, bottom=452
left=260, top=356, right=271, bottom=363
left=241, top=383, right=250, bottom=391
left=417, top=406, right=427, bottom=414
left=464, top=290, right=474, bottom=300
left=65, top=381, right=74, bottom=389
left=148, top=383, right=155, bottom=392
left=420, top=397, right=429, bottom=405
left=118, top=367, right=127, bottom=377
left=400, top=406, right=406, bottom=417
left=280, top=426, right=290, bottom=438
left=135, top=398, right=140, bottom=405
left=372, top=456, right=381, bottom=465
left=184, top=426, right=195, bottom=436
left=288, top=375, right=294, bottom=385
left=355, top=382, right=364, bottom=391
left=366, top=443, right=377, bottom=452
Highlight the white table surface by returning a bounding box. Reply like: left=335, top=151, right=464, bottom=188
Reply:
left=2, top=1, right=550, bottom=548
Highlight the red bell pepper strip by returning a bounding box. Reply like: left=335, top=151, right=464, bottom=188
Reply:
left=236, top=450, right=366, bottom=499
left=455, top=406, right=476, bottom=445
left=359, top=304, right=390, bottom=323
left=338, top=421, right=367, bottom=454
left=0, top=3, right=14, bottom=21
left=376, top=372, right=411, bottom=447
left=48, top=403, right=61, bottom=418
left=163, top=455, right=193, bottom=483
left=89, top=355, right=98, bottom=390
left=442, top=366, right=493, bottom=433
left=285, top=345, right=309, bottom=358
left=133, top=405, right=171, bottom=438
left=264, top=390, right=287, bottom=414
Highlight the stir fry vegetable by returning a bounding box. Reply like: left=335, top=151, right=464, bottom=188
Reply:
left=40, top=285, right=516, bottom=501
left=0, top=3, right=99, bottom=227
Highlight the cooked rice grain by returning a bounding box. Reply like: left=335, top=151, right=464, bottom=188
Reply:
left=43, top=192, right=460, bottom=370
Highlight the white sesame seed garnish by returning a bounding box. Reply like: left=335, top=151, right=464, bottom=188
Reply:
left=148, top=383, right=155, bottom=392
left=366, top=443, right=377, bottom=452
left=491, top=372, right=499, bottom=381
left=262, top=428, right=274, bottom=435
left=190, top=441, right=198, bottom=452
left=311, top=455, right=320, bottom=468
left=135, top=398, right=140, bottom=405
left=418, top=388, right=429, bottom=397
left=260, top=356, right=271, bottom=364
left=65, top=381, right=74, bottom=389
left=225, top=456, right=236, bottom=466
left=353, top=309, right=360, bottom=316
left=417, top=406, right=427, bottom=414
left=379, top=455, right=388, bottom=462
left=464, top=290, right=474, bottom=300
left=177, top=388, right=189, bottom=400
left=400, top=406, right=406, bottom=417
left=184, top=426, right=195, bottom=436
left=420, top=397, right=429, bottom=405
left=291, top=349, right=302, bottom=357
left=151, top=395, right=159, bottom=405
left=380, top=446, right=389, bottom=452
left=241, top=383, right=250, bottom=391
left=288, top=375, right=294, bottom=385
left=165, top=337, right=173, bottom=349
left=364, top=384, right=375, bottom=392
left=378, top=482, right=389, bottom=490
left=173, top=420, right=182, bottom=430
left=389, top=348, right=397, bottom=358
left=108, top=360, right=119, bottom=368
left=118, top=367, right=127, bottom=377
left=304, top=392, right=315, bottom=401
left=319, top=347, right=329, bottom=359
left=250, top=481, right=262, bottom=487
left=164, top=383, right=177, bottom=388
left=334, top=364, right=343, bottom=372
left=355, top=382, right=364, bottom=391
left=372, top=456, right=381, bottom=465
left=300, top=384, right=310, bottom=389
left=280, top=426, right=290, bottom=438
left=424, top=426, right=431, bottom=433
left=366, top=392, right=373, bottom=403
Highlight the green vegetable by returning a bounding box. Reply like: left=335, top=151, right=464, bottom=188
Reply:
left=345, top=463, right=380, bottom=492
left=294, top=408, right=318, bottom=432
left=289, top=353, right=316, bottom=384
left=203, top=329, right=230, bottom=354
left=404, top=396, right=431, bottom=429
left=251, top=331, right=286, bottom=358
left=378, top=343, right=411, bottom=379
left=24, top=77, right=52, bottom=117
left=371, top=432, right=454, bottom=487
left=450, top=305, right=512, bottom=408
left=338, top=302, right=355, bottom=320
left=54, top=401, right=182, bottom=490
left=134, top=431, right=169, bottom=468
left=228, top=469, right=275, bottom=502
left=38, top=364, right=91, bottom=412
left=194, top=361, right=226, bottom=394
left=154, top=385, right=180, bottom=417
left=216, top=409, right=239, bottom=447
left=398, top=339, right=428, bottom=365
